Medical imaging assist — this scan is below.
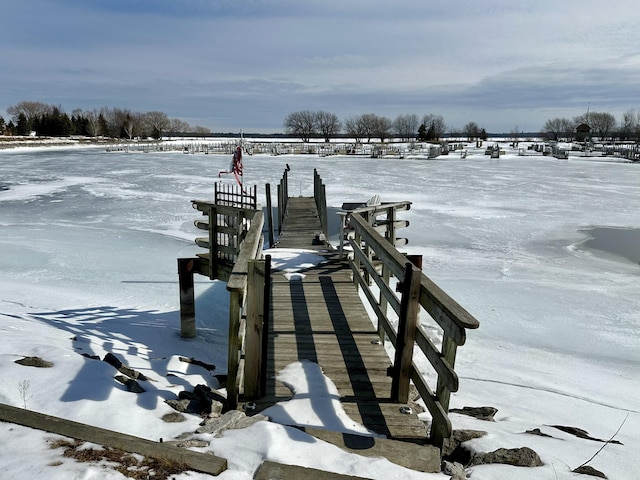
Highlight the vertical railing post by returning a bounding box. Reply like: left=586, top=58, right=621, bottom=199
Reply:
left=386, top=206, right=396, bottom=246
left=227, top=290, right=242, bottom=410
left=391, top=262, right=421, bottom=403
left=244, top=259, right=266, bottom=399
left=277, top=168, right=289, bottom=234
left=277, top=182, right=283, bottom=235
left=313, top=169, right=329, bottom=242
left=177, top=258, right=196, bottom=338
left=321, top=183, right=328, bottom=241
left=379, top=206, right=393, bottom=339
left=379, top=261, right=390, bottom=342
left=351, top=213, right=361, bottom=291
left=283, top=168, right=288, bottom=206
left=260, top=255, right=272, bottom=396
left=338, top=212, right=347, bottom=259
left=313, top=169, right=318, bottom=204
left=432, top=335, right=458, bottom=448
left=265, top=183, right=274, bottom=248
left=362, top=211, right=373, bottom=285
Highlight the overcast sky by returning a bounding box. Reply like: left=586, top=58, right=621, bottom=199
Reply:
left=2, top=0, right=639, bottom=133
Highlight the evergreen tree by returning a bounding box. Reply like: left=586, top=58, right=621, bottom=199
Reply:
left=16, top=113, right=30, bottom=135
left=71, top=114, right=89, bottom=136
left=426, top=124, right=436, bottom=141
left=98, top=113, right=108, bottom=137
left=417, top=123, right=427, bottom=141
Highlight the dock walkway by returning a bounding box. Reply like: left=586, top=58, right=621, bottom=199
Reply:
left=257, top=197, right=429, bottom=442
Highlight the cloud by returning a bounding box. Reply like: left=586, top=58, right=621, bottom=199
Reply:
left=2, top=0, right=640, bottom=132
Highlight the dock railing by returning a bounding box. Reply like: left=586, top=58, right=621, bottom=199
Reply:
left=347, top=210, right=480, bottom=449
left=313, top=168, right=329, bottom=241
left=264, top=167, right=291, bottom=248
left=225, top=214, right=268, bottom=408
left=178, top=183, right=269, bottom=409
left=277, top=168, right=289, bottom=235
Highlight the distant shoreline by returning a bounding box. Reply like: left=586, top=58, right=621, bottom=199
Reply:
left=0, top=136, right=106, bottom=150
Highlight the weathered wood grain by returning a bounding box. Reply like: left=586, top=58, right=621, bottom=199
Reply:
left=260, top=196, right=428, bottom=442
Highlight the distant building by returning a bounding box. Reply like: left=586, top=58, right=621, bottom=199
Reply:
left=576, top=123, right=591, bottom=142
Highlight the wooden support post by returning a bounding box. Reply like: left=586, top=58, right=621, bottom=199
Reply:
left=265, top=183, right=274, bottom=248
left=178, top=258, right=196, bottom=338
left=227, top=290, right=242, bottom=410
left=260, top=255, right=272, bottom=396
left=436, top=335, right=457, bottom=412
left=277, top=183, right=283, bottom=235
left=352, top=218, right=361, bottom=292
left=283, top=169, right=288, bottom=206
left=386, top=206, right=396, bottom=246
left=321, top=183, right=328, bottom=241
left=379, top=263, right=390, bottom=342
left=391, top=262, right=421, bottom=403
left=406, top=254, right=423, bottom=270
left=338, top=212, right=347, bottom=259
left=363, top=211, right=373, bottom=286
left=432, top=334, right=458, bottom=448
left=244, top=259, right=266, bottom=399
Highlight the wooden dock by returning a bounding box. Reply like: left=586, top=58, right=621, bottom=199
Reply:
left=252, top=197, right=429, bottom=442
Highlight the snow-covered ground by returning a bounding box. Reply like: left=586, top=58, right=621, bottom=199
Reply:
left=0, top=144, right=638, bottom=479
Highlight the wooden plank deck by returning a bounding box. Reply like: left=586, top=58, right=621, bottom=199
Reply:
left=250, top=196, right=429, bottom=442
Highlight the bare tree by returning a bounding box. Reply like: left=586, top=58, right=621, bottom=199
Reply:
left=144, top=111, right=170, bottom=139
left=344, top=116, right=365, bottom=143
left=122, top=114, right=136, bottom=140
left=359, top=113, right=379, bottom=143
left=192, top=125, right=212, bottom=136
left=284, top=110, right=316, bottom=142
left=100, top=107, right=129, bottom=137
left=463, top=121, right=480, bottom=141
left=509, top=125, right=521, bottom=147
left=633, top=111, right=640, bottom=142
left=373, top=115, right=392, bottom=142
left=7, top=101, right=52, bottom=124
left=84, top=109, right=101, bottom=137
left=618, top=110, right=636, bottom=141
left=170, top=118, right=190, bottom=137
left=542, top=117, right=573, bottom=141
left=588, top=112, right=617, bottom=141
left=315, top=111, right=341, bottom=142
left=392, top=114, right=420, bottom=141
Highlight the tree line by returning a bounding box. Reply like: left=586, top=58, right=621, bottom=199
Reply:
left=542, top=110, right=640, bottom=142
left=284, top=110, right=481, bottom=143
left=285, top=109, right=640, bottom=144
left=0, top=101, right=211, bottom=139
left=5, top=101, right=636, bottom=143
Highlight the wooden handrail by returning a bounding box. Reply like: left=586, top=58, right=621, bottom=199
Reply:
left=277, top=168, right=288, bottom=235
left=179, top=188, right=266, bottom=410
left=349, top=200, right=411, bottom=217
left=226, top=211, right=265, bottom=409
left=348, top=212, right=409, bottom=279
left=313, top=169, right=329, bottom=240
left=346, top=207, right=480, bottom=450
left=227, top=211, right=265, bottom=293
